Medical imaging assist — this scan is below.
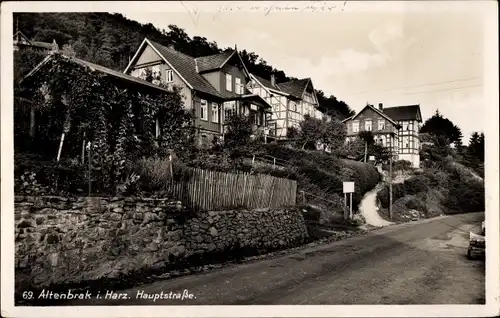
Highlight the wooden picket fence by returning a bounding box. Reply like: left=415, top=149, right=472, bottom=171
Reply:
left=165, top=168, right=297, bottom=211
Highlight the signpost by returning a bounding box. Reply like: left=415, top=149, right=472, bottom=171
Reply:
left=343, top=181, right=355, bottom=220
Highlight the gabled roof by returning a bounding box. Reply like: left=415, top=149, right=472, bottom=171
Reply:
left=382, top=105, right=422, bottom=122
left=126, top=39, right=224, bottom=98
left=346, top=104, right=400, bottom=127
left=21, top=53, right=174, bottom=94
left=195, top=48, right=250, bottom=78
left=195, top=50, right=234, bottom=73
left=277, top=78, right=311, bottom=99
left=252, top=74, right=280, bottom=91
left=13, top=31, right=31, bottom=44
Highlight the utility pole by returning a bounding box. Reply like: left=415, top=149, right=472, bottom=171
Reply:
left=389, top=146, right=393, bottom=220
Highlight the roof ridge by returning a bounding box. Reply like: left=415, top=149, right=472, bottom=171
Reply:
left=148, top=39, right=196, bottom=60
left=196, top=49, right=234, bottom=59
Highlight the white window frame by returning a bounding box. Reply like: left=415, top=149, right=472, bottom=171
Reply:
left=166, top=69, right=174, bottom=83
left=365, top=119, right=372, bottom=131
left=200, top=99, right=208, bottom=121
left=235, top=77, right=241, bottom=94
left=211, top=102, right=219, bottom=123
left=352, top=120, right=359, bottom=133
left=224, top=101, right=236, bottom=119
left=226, top=73, right=232, bottom=92
left=378, top=119, right=385, bottom=130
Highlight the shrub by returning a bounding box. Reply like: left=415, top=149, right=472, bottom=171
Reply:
left=15, top=152, right=87, bottom=196
left=403, top=174, right=430, bottom=195
left=444, top=170, right=485, bottom=213
left=404, top=195, right=427, bottom=212
left=393, top=160, right=412, bottom=172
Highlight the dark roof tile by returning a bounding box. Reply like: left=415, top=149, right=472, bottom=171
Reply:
left=277, top=78, right=310, bottom=99
left=195, top=50, right=234, bottom=73
left=252, top=74, right=280, bottom=90
left=147, top=40, right=224, bottom=98
left=383, top=105, right=421, bottom=121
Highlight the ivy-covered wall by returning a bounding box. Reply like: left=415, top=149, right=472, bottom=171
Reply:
left=16, top=54, right=196, bottom=195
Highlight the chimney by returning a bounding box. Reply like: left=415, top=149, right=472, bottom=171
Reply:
left=378, top=103, right=383, bottom=111
left=270, top=74, right=276, bottom=87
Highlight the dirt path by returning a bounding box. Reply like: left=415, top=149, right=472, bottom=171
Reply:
left=359, top=183, right=393, bottom=227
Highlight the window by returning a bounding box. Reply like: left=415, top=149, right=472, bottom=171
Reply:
left=235, top=77, right=241, bottom=94
left=224, top=101, right=236, bottom=119
left=408, top=122, right=413, bottom=131
left=226, top=73, right=232, bottom=92
left=364, top=119, right=372, bottom=131
left=166, top=70, right=174, bottom=83
left=211, top=103, right=219, bottom=123
left=403, top=136, right=409, bottom=148
left=200, top=99, right=208, bottom=121
left=352, top=120, right=359, bottom=133
left=402, top=121, right=409, bottom=131
left=378, top=119, right=385, bottom=130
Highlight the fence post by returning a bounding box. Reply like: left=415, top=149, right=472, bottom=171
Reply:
left=81, top=132, right=86, bottom=165
left=252, top=155, right=255, bottom=167
left=273, top=157, right=276, bottom=169
left=301, top=190, right=305, bottom=205
left=169, top=154, right=173, bottom=180
left=88, top=141, right=92, bottom=196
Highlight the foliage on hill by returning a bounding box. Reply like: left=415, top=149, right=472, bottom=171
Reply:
left=378, top=139, right=485, bottom=221
left=14, top=12, right=354, bottom=119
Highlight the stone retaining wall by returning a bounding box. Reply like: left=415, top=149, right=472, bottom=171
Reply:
left=15, top=196, right=308, bottom=290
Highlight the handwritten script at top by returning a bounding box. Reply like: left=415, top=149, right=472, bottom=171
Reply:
left=180, top=1, right=348, bottom=24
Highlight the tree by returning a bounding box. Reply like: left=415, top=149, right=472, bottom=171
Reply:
left=420, top=134, right=452, bottom=165
left=468, top=132, right=485, bottom=162
left=223, top=114, right=254, bottom=151
left=297, top=115, right=326, bottom=150
left=322, top=118, right=347, bottom=152
left=420, top=109, right=463, bottom=145
left=316, top=90, right=355, bottom=120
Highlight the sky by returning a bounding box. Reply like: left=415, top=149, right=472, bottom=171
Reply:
left=119, top=1, right=487, bottom=143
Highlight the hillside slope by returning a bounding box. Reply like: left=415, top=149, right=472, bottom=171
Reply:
left=377, top=158, right=485, bottom=222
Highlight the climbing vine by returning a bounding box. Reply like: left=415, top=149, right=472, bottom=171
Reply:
left=17, top=53, right=195, bottom=194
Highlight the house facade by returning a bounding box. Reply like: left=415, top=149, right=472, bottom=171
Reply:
left=124, top=38, right=272, bottom=146
left=342, top=103, right=422, bottom=168
left=247, top=74, right=328, bottom=139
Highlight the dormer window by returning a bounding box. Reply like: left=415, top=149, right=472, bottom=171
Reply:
left=235, top=77, right=242, bottom=94
left=226, top=73, right=232, bottom=92
left=166, top=70, right=174, bottom=83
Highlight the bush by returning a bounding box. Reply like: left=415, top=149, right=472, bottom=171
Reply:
left=393, top=160, right=412, bottom=172
left=256, top=144, right=380, bottom=211
left=444, top=170, right=485, bottom=213
left=404, top=195, right=427, bottom=212
left=403, top=174, right=430, bottom=194
left=15, top=152, right=87, bottom=196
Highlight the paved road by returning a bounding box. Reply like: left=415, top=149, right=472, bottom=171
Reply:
left=75, top=212, right=485, bottom=305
